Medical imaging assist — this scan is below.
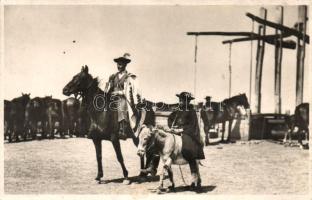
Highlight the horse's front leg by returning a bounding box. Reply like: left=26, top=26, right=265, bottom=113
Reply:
left=283, top=129, right=289, bottom=144
left=92, top=138, right=103, bottom=182
left=227, top=119, right=233, bottom=142
left=204, top=125, right=210, bottom=146
left=220, top=122, right=225, bottom=142
left=298, top=128, right=304, bottom=148
left=111, top=138, right=130, bottom=184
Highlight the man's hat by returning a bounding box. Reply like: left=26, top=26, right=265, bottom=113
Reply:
left=176, top=92, right=195, bottom=100
left=114, top=53, right=131, bottom=64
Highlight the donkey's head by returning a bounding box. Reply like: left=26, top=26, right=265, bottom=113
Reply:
left=137, top=125, right=154, bottom=157
left=137, top=125, right=169, bottom=158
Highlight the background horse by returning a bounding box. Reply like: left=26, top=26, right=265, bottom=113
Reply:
left=200, top=94, right=249, bottom=143
left=4, top=100, right=12, bottom=142
left=63, top=65, right=158, bottom=184
left=8, top=93, right=30, bottom=142
left=62, top=97, right=80, bottom=138
left=200, top=101, right=225, bottom=145
left=46, top=97, right=63, bottom=139
left=283, top=103, right=309, bottom=149
left=25, top=96, right=50, bottom=139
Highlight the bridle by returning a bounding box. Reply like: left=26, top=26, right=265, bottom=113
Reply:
left=73, top=77, right=97, bottom=101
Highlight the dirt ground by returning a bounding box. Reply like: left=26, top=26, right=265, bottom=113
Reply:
left=4, top=138, right=309, bottom=195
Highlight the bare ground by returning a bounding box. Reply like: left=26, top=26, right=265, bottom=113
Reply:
left=4, top=138, right=309, bottom=195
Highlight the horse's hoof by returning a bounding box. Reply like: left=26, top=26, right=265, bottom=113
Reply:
left=139, top=172, right=148, bottom=177
left=168, top=184, right=175, bottom=191
left=95, top=174, right=103, bottom=181
left=123, top=178, right=131, bottom=185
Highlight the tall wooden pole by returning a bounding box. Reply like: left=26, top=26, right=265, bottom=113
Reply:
left=254, top=8, right=267, bottom=113
left=274, top=6, right=283, bottom=114
left=229, top=43, right=232, bottom=98
left=296, top=6, right=307, bottom=106
left=249, top=20, right=254, bottom=108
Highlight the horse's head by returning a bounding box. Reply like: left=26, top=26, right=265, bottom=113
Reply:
left=223, top=93, right=250, bottom=118
left=238, top=93, right=250, bottom=109
left=137, top=125, right=154, bottom=157
left=63, top=65, right=94, bottom=97
left=21, top=93, right=31, bottom=106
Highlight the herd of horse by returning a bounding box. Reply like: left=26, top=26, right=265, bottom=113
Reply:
left=3, top=65, right=309, bottom=192
left=4, top=95, right=90, bottom=142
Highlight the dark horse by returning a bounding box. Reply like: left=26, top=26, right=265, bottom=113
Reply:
left=63, top=65, right=158, bottom=184
left=4, top=100, right=12, bottom=142
left=283, top=103, right=309, bottom=149
left=200, top=94, right=249, bottom=144
left=62, top=97, right=80, bottom=137
left=25, top=96, right=51, bottom=139
left=7, top=93, right=31, bottom=142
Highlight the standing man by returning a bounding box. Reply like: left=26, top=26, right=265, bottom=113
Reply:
left=167, top=92, right=205, bottom=189
left=104, top=53, right=140, bottom=140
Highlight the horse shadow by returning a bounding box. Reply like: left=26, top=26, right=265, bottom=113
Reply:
left=149, top=185, right=216, bottom=194
left=99, top=175, right=160, bottom=184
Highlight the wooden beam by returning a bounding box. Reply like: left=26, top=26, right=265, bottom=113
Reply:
left=187, top=32, right=257, bottom=37
left=274, top=6, right=283, bottom=114
left=254, top=8, right=267, bottom=114
left=296, top=6, right=307, bottom=106
left=246, top=12, right=309, bottom=44
left=222, top=34, right=296, bottom=49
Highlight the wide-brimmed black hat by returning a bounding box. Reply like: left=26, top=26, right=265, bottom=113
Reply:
left=114, top=53, right=131, bottom=64
left=176, top=92, right=195, bottom=100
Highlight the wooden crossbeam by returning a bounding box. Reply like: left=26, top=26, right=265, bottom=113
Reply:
left=187, top=32, right=257, bottom=37
left=246, top=12, right=309, bottom=44
left=222, top=33, right=296, bottom=49
left=222, top=35, right=296, bottom=49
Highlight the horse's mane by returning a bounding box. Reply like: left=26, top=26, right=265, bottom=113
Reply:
left=93, top=77, right=100, bottom=87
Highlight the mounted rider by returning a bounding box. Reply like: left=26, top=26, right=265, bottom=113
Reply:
left=167, top=92, right=205, bottom=161
left=103, top=53, right=141, bottom=140
left=165, top=92, right=205, bottom=188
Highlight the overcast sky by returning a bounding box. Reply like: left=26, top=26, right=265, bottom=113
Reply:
left=3, top=5, right=309, bottom=113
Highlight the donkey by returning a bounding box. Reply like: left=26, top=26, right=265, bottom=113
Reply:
left=137, top=125, right=201, bottom=193
left=63, top=65, right=158, bottom=184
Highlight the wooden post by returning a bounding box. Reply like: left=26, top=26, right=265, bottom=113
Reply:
left=296, top=6, right=307, bottom=106
left=228, top=43, right=232, bottom=97
left=254, top=8, right=267, bottom=113
left=274, top=6, right=283, bottom=114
